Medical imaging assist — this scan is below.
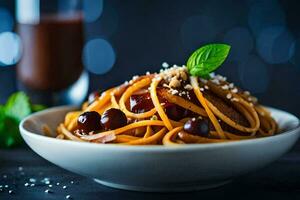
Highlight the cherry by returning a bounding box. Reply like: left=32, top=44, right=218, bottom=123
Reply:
left=101, top=108, right=127, bottom=130
left=183, top=118, right=210, bottom=137
left=130, top=93, right=154, bottom=113
left=165, top=104, right=185, bottom=121
left=77, top=111, right=102, bottom=133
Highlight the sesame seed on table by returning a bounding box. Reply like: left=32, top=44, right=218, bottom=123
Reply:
left=1, top=145, right=300, bottom=200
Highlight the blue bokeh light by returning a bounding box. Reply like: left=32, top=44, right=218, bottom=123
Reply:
left=256, top=26, right=295, bottom=64
left=83, top=0, right=103, bottom=23
left=223, top=27, right=254, bottom=62
left=0, top=32, right=22, bottom=66
left=83, top=38, right=116, bottom=74
left=248, top=0, right=286, bottom=36
left=238, top=55, right=269, bottom=94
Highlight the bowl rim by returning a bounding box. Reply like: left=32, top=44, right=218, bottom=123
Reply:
left=19, top=105, right=300, bottom=152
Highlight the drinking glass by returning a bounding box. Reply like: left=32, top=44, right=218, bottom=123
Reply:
left=16, top=0, right=88, bottom=106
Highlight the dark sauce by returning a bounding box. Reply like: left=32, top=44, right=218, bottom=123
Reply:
left=130, top=92, right=154, bottom=113
left=129, top=87, right=198, bottom=120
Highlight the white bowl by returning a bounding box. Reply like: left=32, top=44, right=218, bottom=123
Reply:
left=20, top=106, right=300, bottom=192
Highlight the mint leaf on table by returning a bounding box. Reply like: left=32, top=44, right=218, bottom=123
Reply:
left=0, top=115, right=21, bottom=148
left=186, top=44, right=231, bottom=78
left=0, top=92, right=46, bottom=148
left=0, top=104, right=22, bottom=147
left=5, top=92, right=31, bottom=121
left=0, top=92, right=31, bottom=148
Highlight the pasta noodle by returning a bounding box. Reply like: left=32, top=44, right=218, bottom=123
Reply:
left=56, top=65, right=278, bottom=145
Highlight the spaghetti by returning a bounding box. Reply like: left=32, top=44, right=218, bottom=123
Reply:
left=56, top=65, right=277, bottom=145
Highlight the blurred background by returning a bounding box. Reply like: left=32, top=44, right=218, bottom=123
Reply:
left=0, top=0, right=299, bottom=115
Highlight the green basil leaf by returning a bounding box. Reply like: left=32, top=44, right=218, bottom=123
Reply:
left=187, top=44, right=231, bottom=78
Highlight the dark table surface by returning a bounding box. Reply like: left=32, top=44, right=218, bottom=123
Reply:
left=1, top=144, right=300, bottom=200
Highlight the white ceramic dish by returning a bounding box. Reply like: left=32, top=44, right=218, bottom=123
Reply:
left=20, top=106, right=300, bottom=192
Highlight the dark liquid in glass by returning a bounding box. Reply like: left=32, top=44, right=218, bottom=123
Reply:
left=17, top=14, right=84, bottom=92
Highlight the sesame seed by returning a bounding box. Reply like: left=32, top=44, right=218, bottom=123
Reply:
left=170, top=89, right=179, bottom=95
left=155, top=76, right=162, bottom=81
left=229, top=83, right=234, bottom=88
left=163, top=83, right=170, bottom=88
left=3, top=175, right=7, bottom=178
left=63, top=185, right=67, bottom=189
left=66, top=195, right=72, bottom=199
left=132, top=75, right=139, bottom=80
left=204, top=85, right=209, bottom=90
left=4, top=185, right=8, bottom=188
left=226, top=93, right=232, bottom=99
left=30, top=184, right=35, bottom=187
left=24, top=183, right=29, bottom=187
left=244, top=91, right=250, bottom=95
left=146, top=71, right=150, bottom=75
left=231, top=88, right=238, bottom=93
left=211, top=79, right=220, bottom=85
left=231, top=98, right=239, bottom=102
left=184, top=84, right=193, bottom=90
left=45, top=180, right=50, bottom=185
left=8, top=190, right=13, bottom=194
left=215, top=74, right=227, bottom=81
left=18, top=166, right=23, bottom=171
left=0, top=188, right=2, bottom=192
left=56, top=182, right=60, bottom=186
left=70, top=181, right=74, bottom=184
left=200, top=87, right=204, bottom=92
left=48, top=185, right=53, bottom=188
left=187, top=94, right=191, bottom=100
left=221, top=85, right=229, bottom=90
left=0, top=185, right=2, bottom=188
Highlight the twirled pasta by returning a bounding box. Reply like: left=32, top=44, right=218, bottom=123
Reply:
left=56, top=66, right=277, bottom=145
